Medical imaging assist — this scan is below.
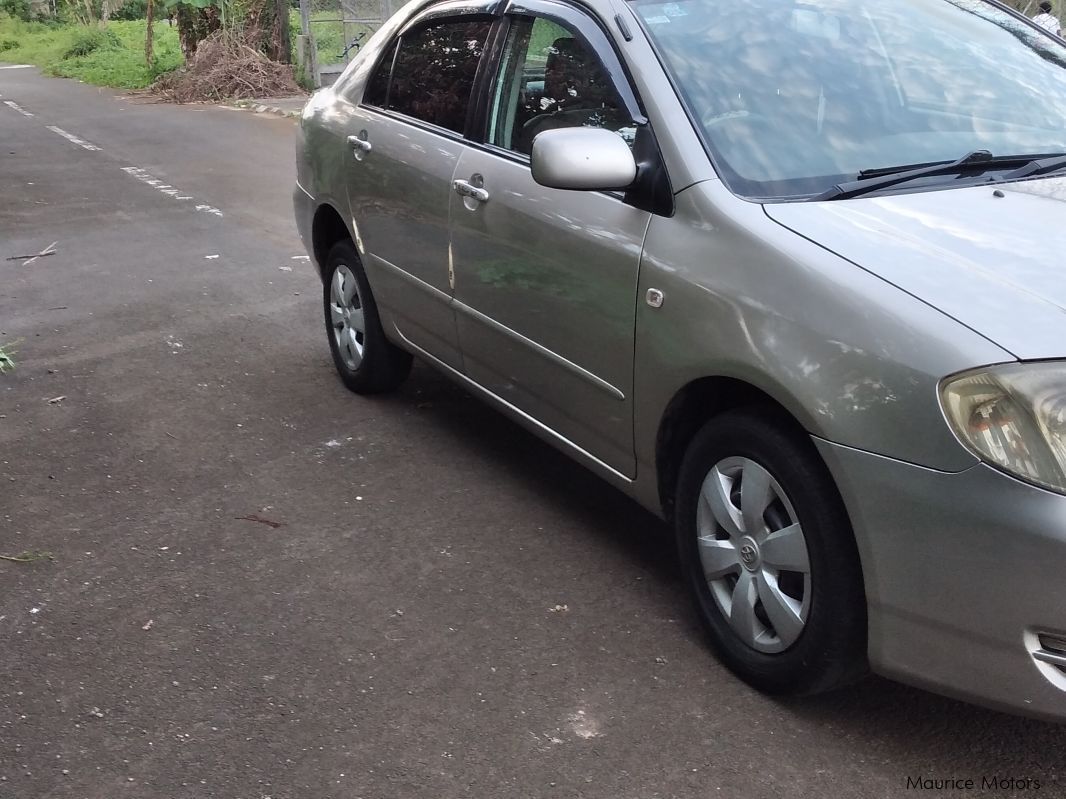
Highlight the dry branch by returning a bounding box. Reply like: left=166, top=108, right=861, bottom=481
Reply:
left=152, top=30, right=302, bottom=103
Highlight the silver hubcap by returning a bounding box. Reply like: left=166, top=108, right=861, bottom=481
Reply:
left=329, top=265, right=365, bottom=371
left=697, top=457, right=812, bottom=653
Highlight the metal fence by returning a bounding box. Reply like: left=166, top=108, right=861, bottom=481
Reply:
left=298, top=0, right=398, bottom=87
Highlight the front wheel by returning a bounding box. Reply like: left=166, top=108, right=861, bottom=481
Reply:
left=675, top=408, right=867, bottom=695
left=323, top=240, right=412, bottom=394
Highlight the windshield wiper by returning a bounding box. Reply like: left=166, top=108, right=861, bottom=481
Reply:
left=1000, top=153, right=1066, bottom=181
left=814, top=151, right=1066, bottom=201
left=813, top=150, right=998, bottom=201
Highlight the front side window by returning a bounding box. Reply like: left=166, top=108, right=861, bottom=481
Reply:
left=385, top=18, right=493, bottom=133
left=488, top=16, right=635, bottom=155
left=634, top=0, right=1066, bottom=199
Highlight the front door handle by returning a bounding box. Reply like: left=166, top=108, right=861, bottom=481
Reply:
left=453, top=179, right=489, bottom=203
left=347, top=134, right=372, bottom=154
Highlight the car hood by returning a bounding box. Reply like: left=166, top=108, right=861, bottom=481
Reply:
left=765, top=178, right=1066, bottom=361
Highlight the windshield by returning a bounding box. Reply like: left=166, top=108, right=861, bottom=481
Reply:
left=632, top=0, right=1066, bottom=199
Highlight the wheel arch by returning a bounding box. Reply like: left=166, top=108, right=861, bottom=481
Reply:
left=655, top=376, right=820, bottom=523
left=311, top=203, right=354, bottom=281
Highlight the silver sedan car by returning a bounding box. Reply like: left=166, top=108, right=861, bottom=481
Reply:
left=294, top=0, right=1066, bottom=721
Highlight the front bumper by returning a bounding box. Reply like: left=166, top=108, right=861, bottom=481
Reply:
left=817, top=439, right=1066, bottom=721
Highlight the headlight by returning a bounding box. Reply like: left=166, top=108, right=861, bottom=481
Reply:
left=940, top=362, right=1066, bottom=493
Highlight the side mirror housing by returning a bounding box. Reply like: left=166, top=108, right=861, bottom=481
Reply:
left=530, top=127, right=638, bottom=191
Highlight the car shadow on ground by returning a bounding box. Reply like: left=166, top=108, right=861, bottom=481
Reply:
left=385, top=362, right=679, bottom=576
left=781, top=678, right=1066, bottom=789
left=368, top=361, right=1066, bottom=767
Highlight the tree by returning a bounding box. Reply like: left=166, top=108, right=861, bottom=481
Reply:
left=169, top=0, right=221, bottom=60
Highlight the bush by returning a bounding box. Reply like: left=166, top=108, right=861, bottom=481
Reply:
left=0, top=37, right=18, bottom=51
left=0, top=0, right=32, bottom=21
left=112, top=0, right=148, bottom=20
left=62, top=27, right=120, bottom=58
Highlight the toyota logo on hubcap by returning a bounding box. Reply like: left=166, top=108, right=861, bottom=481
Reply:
left=738, top=537, right=761, bottom=571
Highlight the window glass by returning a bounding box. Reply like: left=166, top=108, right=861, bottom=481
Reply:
left=633, top=0, right=1066, bottom=199
left=489, top=16, right=635, bottom=155
left=363, top=41, right=396, bottom=108
left=388, top=18, right=492, bottom=133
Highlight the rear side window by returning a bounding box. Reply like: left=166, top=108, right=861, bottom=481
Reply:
left=385, top=18, right=492, bottom=133
left=363, top=41, right=396, bottom=108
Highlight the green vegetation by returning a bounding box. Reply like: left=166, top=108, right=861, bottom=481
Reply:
left=63, top=26, right=120, bottom=58
left=0, top=16, right=182, bottom=88
left=289, top=8, right=371, bottom=73
left=0, top=0, right=33, bottom=23
left=0, top=5, right=373, bottom=92
left=0, top=550, right=54, bottom=563
left=0, top=344, right=14, bottom=373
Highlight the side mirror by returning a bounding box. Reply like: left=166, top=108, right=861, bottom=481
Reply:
left=530, top=127, right=637, bottom=191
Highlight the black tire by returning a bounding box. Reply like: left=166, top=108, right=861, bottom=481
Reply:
left=322, top=240, right=412, bottom=394
left=675, top=407, right=867, bottom=695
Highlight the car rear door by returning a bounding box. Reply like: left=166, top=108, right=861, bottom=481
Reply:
left=447, top=2, right=654, bottom=477
left=344, top=3, right=496, bottom=370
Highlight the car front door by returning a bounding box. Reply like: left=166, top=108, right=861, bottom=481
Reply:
left=344, top=6, right=495, bottom=370
left=448, top=5, right=652, bottom=476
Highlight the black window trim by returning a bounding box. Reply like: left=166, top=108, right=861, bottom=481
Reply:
left=362, top=39, right=399, bottom=109
left=398, top=0, right=506, bottom=34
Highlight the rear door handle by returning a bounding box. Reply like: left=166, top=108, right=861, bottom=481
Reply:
left=347, top=134, right=372, bottom=153
left=453, top=179, right=489, bottom=203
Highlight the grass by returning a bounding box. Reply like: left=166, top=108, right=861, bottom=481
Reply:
left=0, top=15, right=182, bottom=88
left=0, top=550, right=54, bottom=563
left=0, top=337, right=19, bottom=373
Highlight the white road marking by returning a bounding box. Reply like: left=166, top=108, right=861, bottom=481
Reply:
left=120, top=167, right=223, bottom=217
left=0, top=64, right=33, bottom=70
left=16, top=107, right=226, bottom=219
left=3, top=100, right=33, bottom=117
left=47, top=125, right=101, bottom=151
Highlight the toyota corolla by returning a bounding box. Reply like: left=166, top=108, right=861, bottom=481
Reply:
left=294, top=0, right=1066, bottom=720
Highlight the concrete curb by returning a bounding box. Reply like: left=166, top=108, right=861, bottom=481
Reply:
left=230, top=99, right=306, bottom=119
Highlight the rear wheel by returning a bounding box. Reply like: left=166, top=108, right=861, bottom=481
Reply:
left=323, top=240, right=412, bottom=394
left=675, top=408, right=867, bottom=695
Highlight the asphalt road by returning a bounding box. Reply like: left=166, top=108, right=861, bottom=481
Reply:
left=1, top=67, right=1064, bottom=799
